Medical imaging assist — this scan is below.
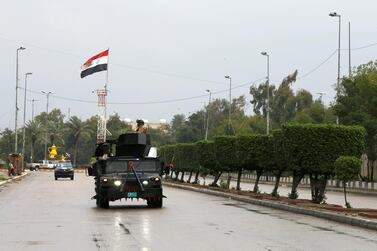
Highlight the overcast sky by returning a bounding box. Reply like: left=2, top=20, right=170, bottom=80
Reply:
left=1, top=0, right=377, bottom=130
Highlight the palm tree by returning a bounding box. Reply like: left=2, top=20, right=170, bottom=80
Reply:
left=66, top=116, right=92, bottom=165
left=26, top=120, right=42, bottom=162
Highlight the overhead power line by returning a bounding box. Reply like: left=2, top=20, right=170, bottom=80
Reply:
left=19, top=77, right=265, bottom=105
left=297, top=50, right=338, bottom=80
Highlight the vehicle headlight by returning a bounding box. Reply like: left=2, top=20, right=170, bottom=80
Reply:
left=142, top=180, right=149, bottom=186
left=103, top=177, right=108, bottom=182
left=154, top=177, right=160, bottom=182
left=114, top=180, right=122, bottom=186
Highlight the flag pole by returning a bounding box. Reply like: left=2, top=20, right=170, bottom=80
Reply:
left=105, top=48, right=109, bottom=90
left=104, top=48, right=109, bottom=142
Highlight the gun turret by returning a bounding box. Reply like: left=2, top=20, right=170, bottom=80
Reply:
left=116, top=133, right=151, bottom=157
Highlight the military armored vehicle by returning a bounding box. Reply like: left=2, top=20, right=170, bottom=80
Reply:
left=87, top=133, right=164, bottom=208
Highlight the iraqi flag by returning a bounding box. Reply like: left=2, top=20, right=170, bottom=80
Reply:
left=80, top=49, right=108, bottom=78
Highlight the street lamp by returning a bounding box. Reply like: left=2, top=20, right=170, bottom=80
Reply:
left=224, top=76, right=232, bottom=127
left=261, top=51, right=270, bottom=135
left=21, top=72, right=32, bottom=168
left=14, top=46, right=26, bottom=153
left=329, top=12, right=341, bottom=90
left=41, top=91, right=53, bottom=160
left=205, top=89, right=212, bottom=140
left=28, top=99, right=39, bottom=122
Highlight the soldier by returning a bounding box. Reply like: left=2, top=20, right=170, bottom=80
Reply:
left=136, top=119, right=148, bottom=134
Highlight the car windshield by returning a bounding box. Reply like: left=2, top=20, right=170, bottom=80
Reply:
left=56, top=163, right=72, bottom=169
left=106, top=160, right=158, bottom=173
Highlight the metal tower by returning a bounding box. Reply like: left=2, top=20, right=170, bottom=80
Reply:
left=96, top=89, right=107, bottom=144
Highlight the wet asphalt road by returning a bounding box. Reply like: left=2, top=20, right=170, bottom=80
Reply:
left=1, top=172, right=377, bottom=251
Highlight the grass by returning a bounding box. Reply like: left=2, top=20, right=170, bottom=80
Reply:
left=0, top=176, right=10, bottom=181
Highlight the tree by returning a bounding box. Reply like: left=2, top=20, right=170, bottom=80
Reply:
left=107, top=113, right=132, bottom=137
left=25, top=120, right=43, bottom=162
left=335, top=156, right=362, bottom=208
left=196, top=140, right=219, bottom=185
left=334, top=61, right=377, bottom=181
left=293, top=101, right=336, bottom=124
left=271, top=130, right=286, bottom=197
left=214, top=136, right=239, bottom=189
left=250, top=70, right=307, bottom=125
left=66, top=116, right=93, bottom=165
left=282, top=124, right=365, bottom=203
left=238, top=134, right=274, bottom=192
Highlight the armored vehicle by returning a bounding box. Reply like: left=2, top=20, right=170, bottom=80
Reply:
left=87, top=133, right=164, bottom=208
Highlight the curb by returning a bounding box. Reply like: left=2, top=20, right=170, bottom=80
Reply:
left=163, top=181, right=377, bottom=231
left=0, top=172, right=30, bottom=186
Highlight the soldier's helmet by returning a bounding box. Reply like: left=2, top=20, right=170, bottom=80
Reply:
left=136, top=119, right=144, bottom=126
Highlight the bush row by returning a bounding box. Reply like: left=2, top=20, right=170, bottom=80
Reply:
left=159, top=124, right=366, bottom=203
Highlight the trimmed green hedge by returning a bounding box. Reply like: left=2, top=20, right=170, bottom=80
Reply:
left=158, top=123, right=366, bottom=201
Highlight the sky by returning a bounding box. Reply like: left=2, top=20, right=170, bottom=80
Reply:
left=1, top=0, right=377, bottom=130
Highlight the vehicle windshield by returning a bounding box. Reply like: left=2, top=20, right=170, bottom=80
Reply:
left=106, top=160, right=158, bottom=173
left=56, top=163, right=72, bottom=169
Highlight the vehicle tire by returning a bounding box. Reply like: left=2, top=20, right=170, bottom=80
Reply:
left=96, top=194, right=109, bottom=209
left=35, top=166, right=39, bottom=170
left=147, top=198, right=163, bottom=208
left=55, top=177, right=58, bottom=180
left=154, top=198, right=163, bottom=208
left=71, top=176, right=74, bottom=180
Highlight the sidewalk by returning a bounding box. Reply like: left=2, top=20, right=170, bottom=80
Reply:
left=0, top=170, right=30, bottom=186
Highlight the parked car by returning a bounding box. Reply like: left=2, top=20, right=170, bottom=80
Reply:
left=54, top=162, right=74, bottom=180
left=29, top=160, right=56, bottom=170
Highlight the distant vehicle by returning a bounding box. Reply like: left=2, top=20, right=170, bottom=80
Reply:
left=87, top=133, right=164, bottom=208
left=54, top=162, right=74, bottom=180
left=28, top=160, right=55, bottom=170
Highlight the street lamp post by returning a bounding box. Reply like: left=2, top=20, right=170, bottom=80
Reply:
left=224, top=76, right=232, bottom=127
left=42, top=91, right=53, bottom=161
left=14, top=46, right=26, bottom=153
left=21, top=72, right=32, bottom=168
left=205, top=89, right=212, bottom=140
left=329, top=12, right=341, bottom=90
left=28, top=99, right=38, bottom=122
left=261, top=51, right=270, bottom=135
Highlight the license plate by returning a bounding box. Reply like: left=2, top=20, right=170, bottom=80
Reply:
left=127, top=192, right=137, bottom=198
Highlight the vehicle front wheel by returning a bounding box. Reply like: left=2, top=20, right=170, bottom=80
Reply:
left=96, top=195, right=109, bottom=209
left=71, top=176, right=74, bottom=180
left=147, top=198, right=163, bottom=208
left=55, top=177, right=58, bottom=180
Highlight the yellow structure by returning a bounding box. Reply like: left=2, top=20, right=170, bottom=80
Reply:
left=48, top=144, right=58, bottom=159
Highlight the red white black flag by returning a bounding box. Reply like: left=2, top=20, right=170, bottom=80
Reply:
left=80, top=49, right=109, bottom=78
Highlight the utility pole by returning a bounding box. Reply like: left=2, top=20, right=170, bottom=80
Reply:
left=205, top=89, right=212, bottom=140
left=329, top=12, right=341, bottom=90
left=224, top=76, right=232, bottom=126
left=42, top=91, right=53, bottom=160
left=21, top=72, right=32, bottom=168
left=261, top=51, right=270, bottom=135
left=31, top=99, right=38, bottom=122
left=348, top=21, right=352, bottom=78
left=14, top=46, right=26, bottom=152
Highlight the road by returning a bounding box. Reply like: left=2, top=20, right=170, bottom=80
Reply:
left=0, top=172, right=377, bottom=251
